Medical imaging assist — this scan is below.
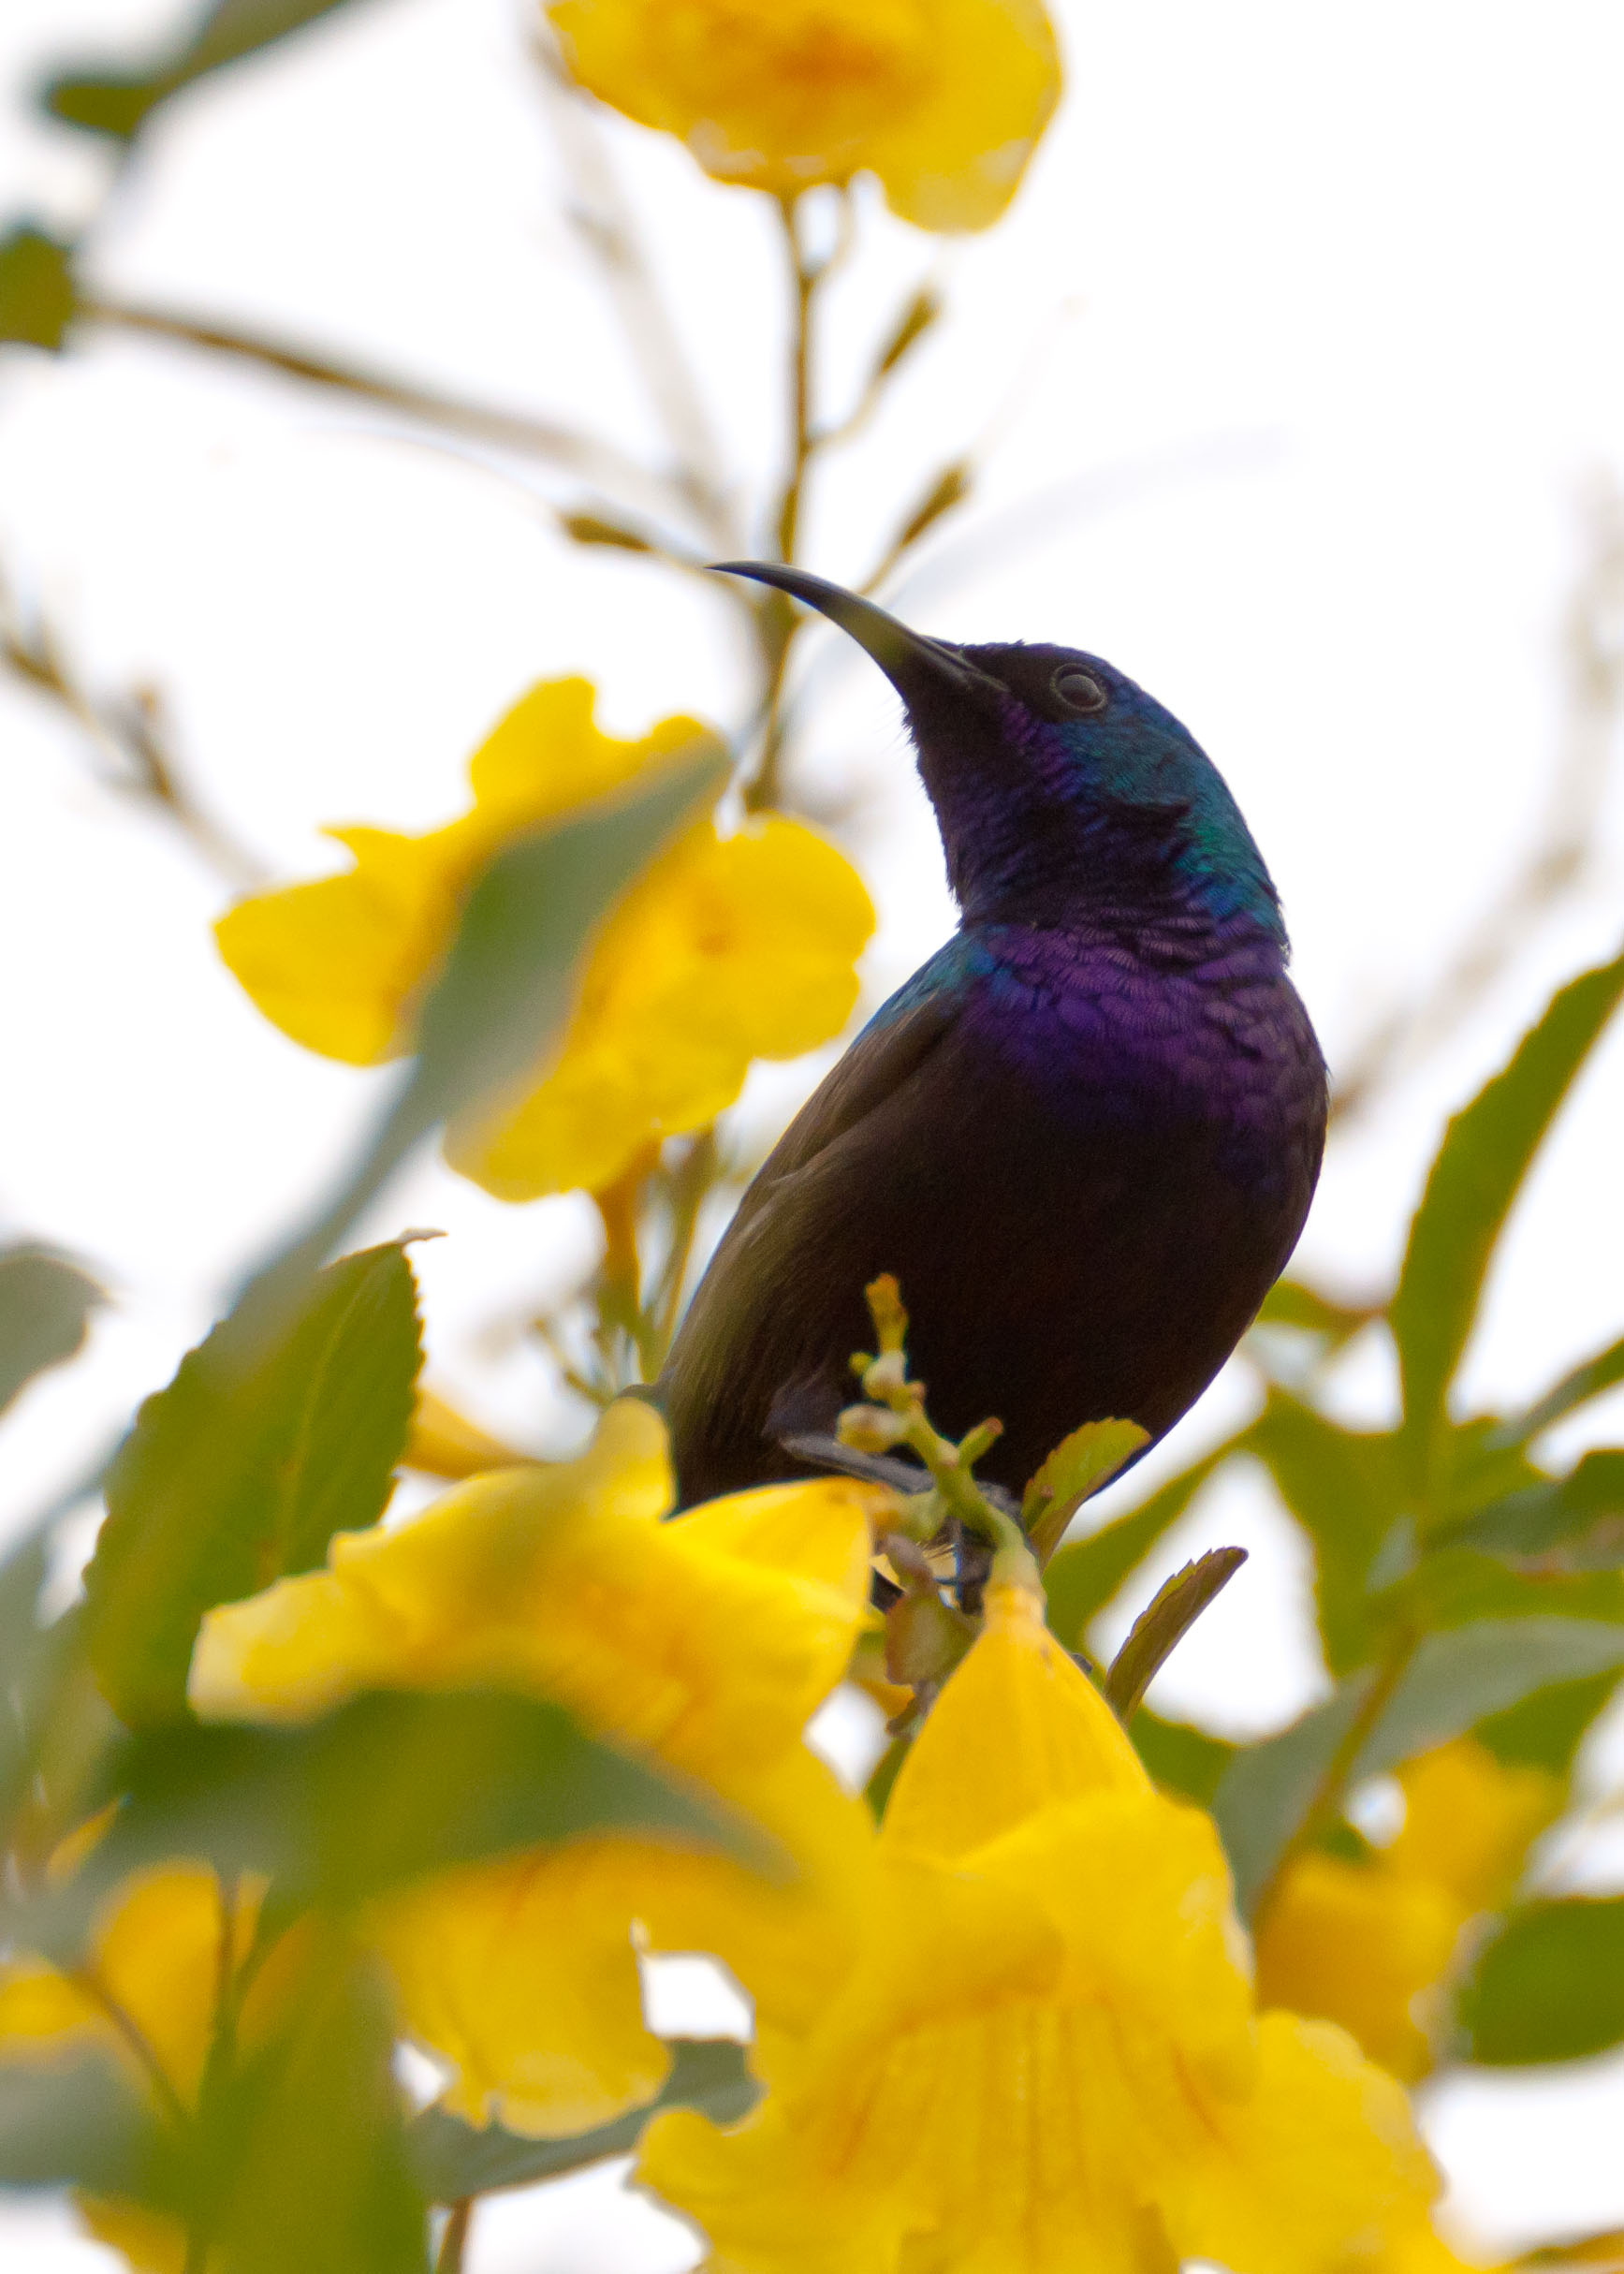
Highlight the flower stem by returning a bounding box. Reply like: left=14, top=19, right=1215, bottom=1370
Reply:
left=435, top=2200, right=475, bottom=2274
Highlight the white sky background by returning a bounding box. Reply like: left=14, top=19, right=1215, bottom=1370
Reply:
left=5, top=0, right=1624, bottom=2265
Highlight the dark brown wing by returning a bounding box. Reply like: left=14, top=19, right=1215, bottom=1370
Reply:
left=658, top=978, right=965, bottom=1499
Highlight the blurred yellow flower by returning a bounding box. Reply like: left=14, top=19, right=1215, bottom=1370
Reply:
left=1255, top=1739, right=1562, bottom=2083
left=0, top=1866, right=285, bottom=2274
left=548, top=0, right=1061, bottom=231
left=190, top=1400, right=886, bottom=2135
left=640, top=1580, right=1451, bottom=2274
left=214, top=677, right=873, bottom=1199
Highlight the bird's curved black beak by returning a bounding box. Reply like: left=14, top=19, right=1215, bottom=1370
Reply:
left=710, top=562, right=1001, bottom=709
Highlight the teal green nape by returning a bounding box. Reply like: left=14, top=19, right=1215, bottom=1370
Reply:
left=663, top=565, right=1326, bottom=1503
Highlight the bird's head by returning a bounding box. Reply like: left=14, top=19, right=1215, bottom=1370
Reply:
left=716, top=563, right=1284, bottom=945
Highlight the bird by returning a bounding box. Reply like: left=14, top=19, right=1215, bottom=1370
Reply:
left=661, top=564, right=1327, bottom=1505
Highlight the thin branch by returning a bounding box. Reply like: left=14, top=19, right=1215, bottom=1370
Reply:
left=434, top=2200, right=475, bottom=2274
left=76, top=293, right=699, bottom=535
left=2, top=590, right=269, bottom=889
left=530, top=29, right=737, bottom=551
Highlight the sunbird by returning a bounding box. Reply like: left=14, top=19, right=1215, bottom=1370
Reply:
left=662, top=565, right=1327, bottom=1502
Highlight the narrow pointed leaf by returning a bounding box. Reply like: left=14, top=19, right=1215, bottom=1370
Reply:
left=42, top=0, right=372, bottom=139
left=1247, top=1390, right=1399, bottom=1673
left=1498, top=1329, right=1624, bottom=1447
left=1105, top=1548, right=1247, bottom=1720
left=1390, top=944, right=1624, bottom=1487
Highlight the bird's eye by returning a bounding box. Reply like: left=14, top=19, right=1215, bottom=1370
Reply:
left=1051, top=667, right=1108, bottom=714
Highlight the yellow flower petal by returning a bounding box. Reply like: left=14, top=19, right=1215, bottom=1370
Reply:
left=639, top=1584, right=1446, bottom=2274
left=881, top=1579, right=1148, bottom=1862
left=76, top=2196, right=191, bottom=2274
left=548, top=0, right=1061, bottom=231
left=216, top=675, right=871, bottom=1197
left=447, top=813, right=873, bottom=1198
left=373, top=1743, right=876, bottom=2136
left=1167, top=2011, right=1441, bottom=2274
left=404, top=1386, right=539, bottom=1479
left=192, top=1401, right=880, bottom=1781
left=1390, top=1739, right=1561, bottom=1913
left=1255, top=1852, right=1467, bottom=2083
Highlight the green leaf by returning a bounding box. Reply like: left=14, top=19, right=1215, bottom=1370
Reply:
left=1359, top=1619, right=1624, bottom=1773
left=0, top=2052, right=172, bottom=2194
left=1454, top=1899, right=1624, bottom=2065
left=1211, top=1680, right=1370, bottom=1915
left=1128, top=1709, right=1234, bottom=1804
left=265, top=749, right=724, bottom=1283
left=1252, top=1278, right=1380, bottom=1348
left=1105, top=1548, right=1246, bottom=1720
left=1022, top=1417, right=1149, bottom=1563
left=16, top=1690, right=749, bottom=1963
left=0, top=1241, right=103, bottom=1416
left=0, top=1537, right=76, bottom=1839
left=1476, top=1670, right=1620, bottom=1772
left=81, top=1240, right=423, bottom=1728
left=1498, top=1328, right=1624, bottom=1447
left=1453, top=1452, right=1624, bottom=1566
left=0, top=225, right=76, bottom=351
left=409, top=2037, right=759, bottom=2202
left=1390, top=944, right=1624, bottom=1493
left=196, top=1934, right=428, bottom=2274
left=1397, top=1546, right=1624, bottom=1627
left=1247, top=1392, right=1400, bottom=1673
left=1042, top=1446, right=1232, bottom=1651
left=41, top=0, right=373, bottom=139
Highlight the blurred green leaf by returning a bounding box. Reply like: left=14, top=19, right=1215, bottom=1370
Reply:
left=41, top=0, right=373, bottom=139
left=1499, top=1328, right=1624, bottom=1448
left=1453, top=1452, right=1624, bottom=1566
left=0, top=1241, right=103, bottom=1416
left=1216, top=1616, right=1624, bottom=1911
left=16, top=1689, right=747, bottom=1960
left=1360, top=1618, right=1624, bottom=1774
left=1212, top=1680, right=1371, bottom=1915
left=269, top=750, right=724, bottom=1282
left=1390, top=944, right=1624, bottom=1495
left=1042, top=1445, right=1232, bottom=1650
left=1476, top=1670, right=1619, bottom=1772
left=0, top=2051, right=172, bottom=2193
left=82, top=1240, right=423, bottom=1728
left=409, top=2037, right=759, bottom=2202
left=1397, top=1546, right=1624, bottom=1626
left=1247, top=1392, right=1399, bottom=1673
left=1023, top=1416, right=1149, bottom=1563
left=1455, top=1898, right=1624, bottom=2065
left=1128, top=1709, right=1234, bottom=1804
left=0, top=225, right=76, bottom=351
left=195, top=1935, right=429, bottom=2274
left=0, top=1537, right=74, bottom=1837
left=1252, top=1278, right=1380, bottom=1349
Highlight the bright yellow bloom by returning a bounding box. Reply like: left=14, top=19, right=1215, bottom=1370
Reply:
left=640, top=1581, right=1450, bottom=2274
left=548, top=0, right=1061, bottom=232
left=190, top=1400, right=885, bottom=2135
left=214, top=678, right=873, bottom=1198
left=1255, top=1739, right=1562, bottom=2083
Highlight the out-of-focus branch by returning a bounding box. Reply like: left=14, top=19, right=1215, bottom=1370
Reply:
left=1, top=589, right=268, bottom=889
left=1330, top=476, right=1624, bottom=1127
left=530, top=30, right=737, bottom=553
left=75, top=292, right=701, bottom=536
